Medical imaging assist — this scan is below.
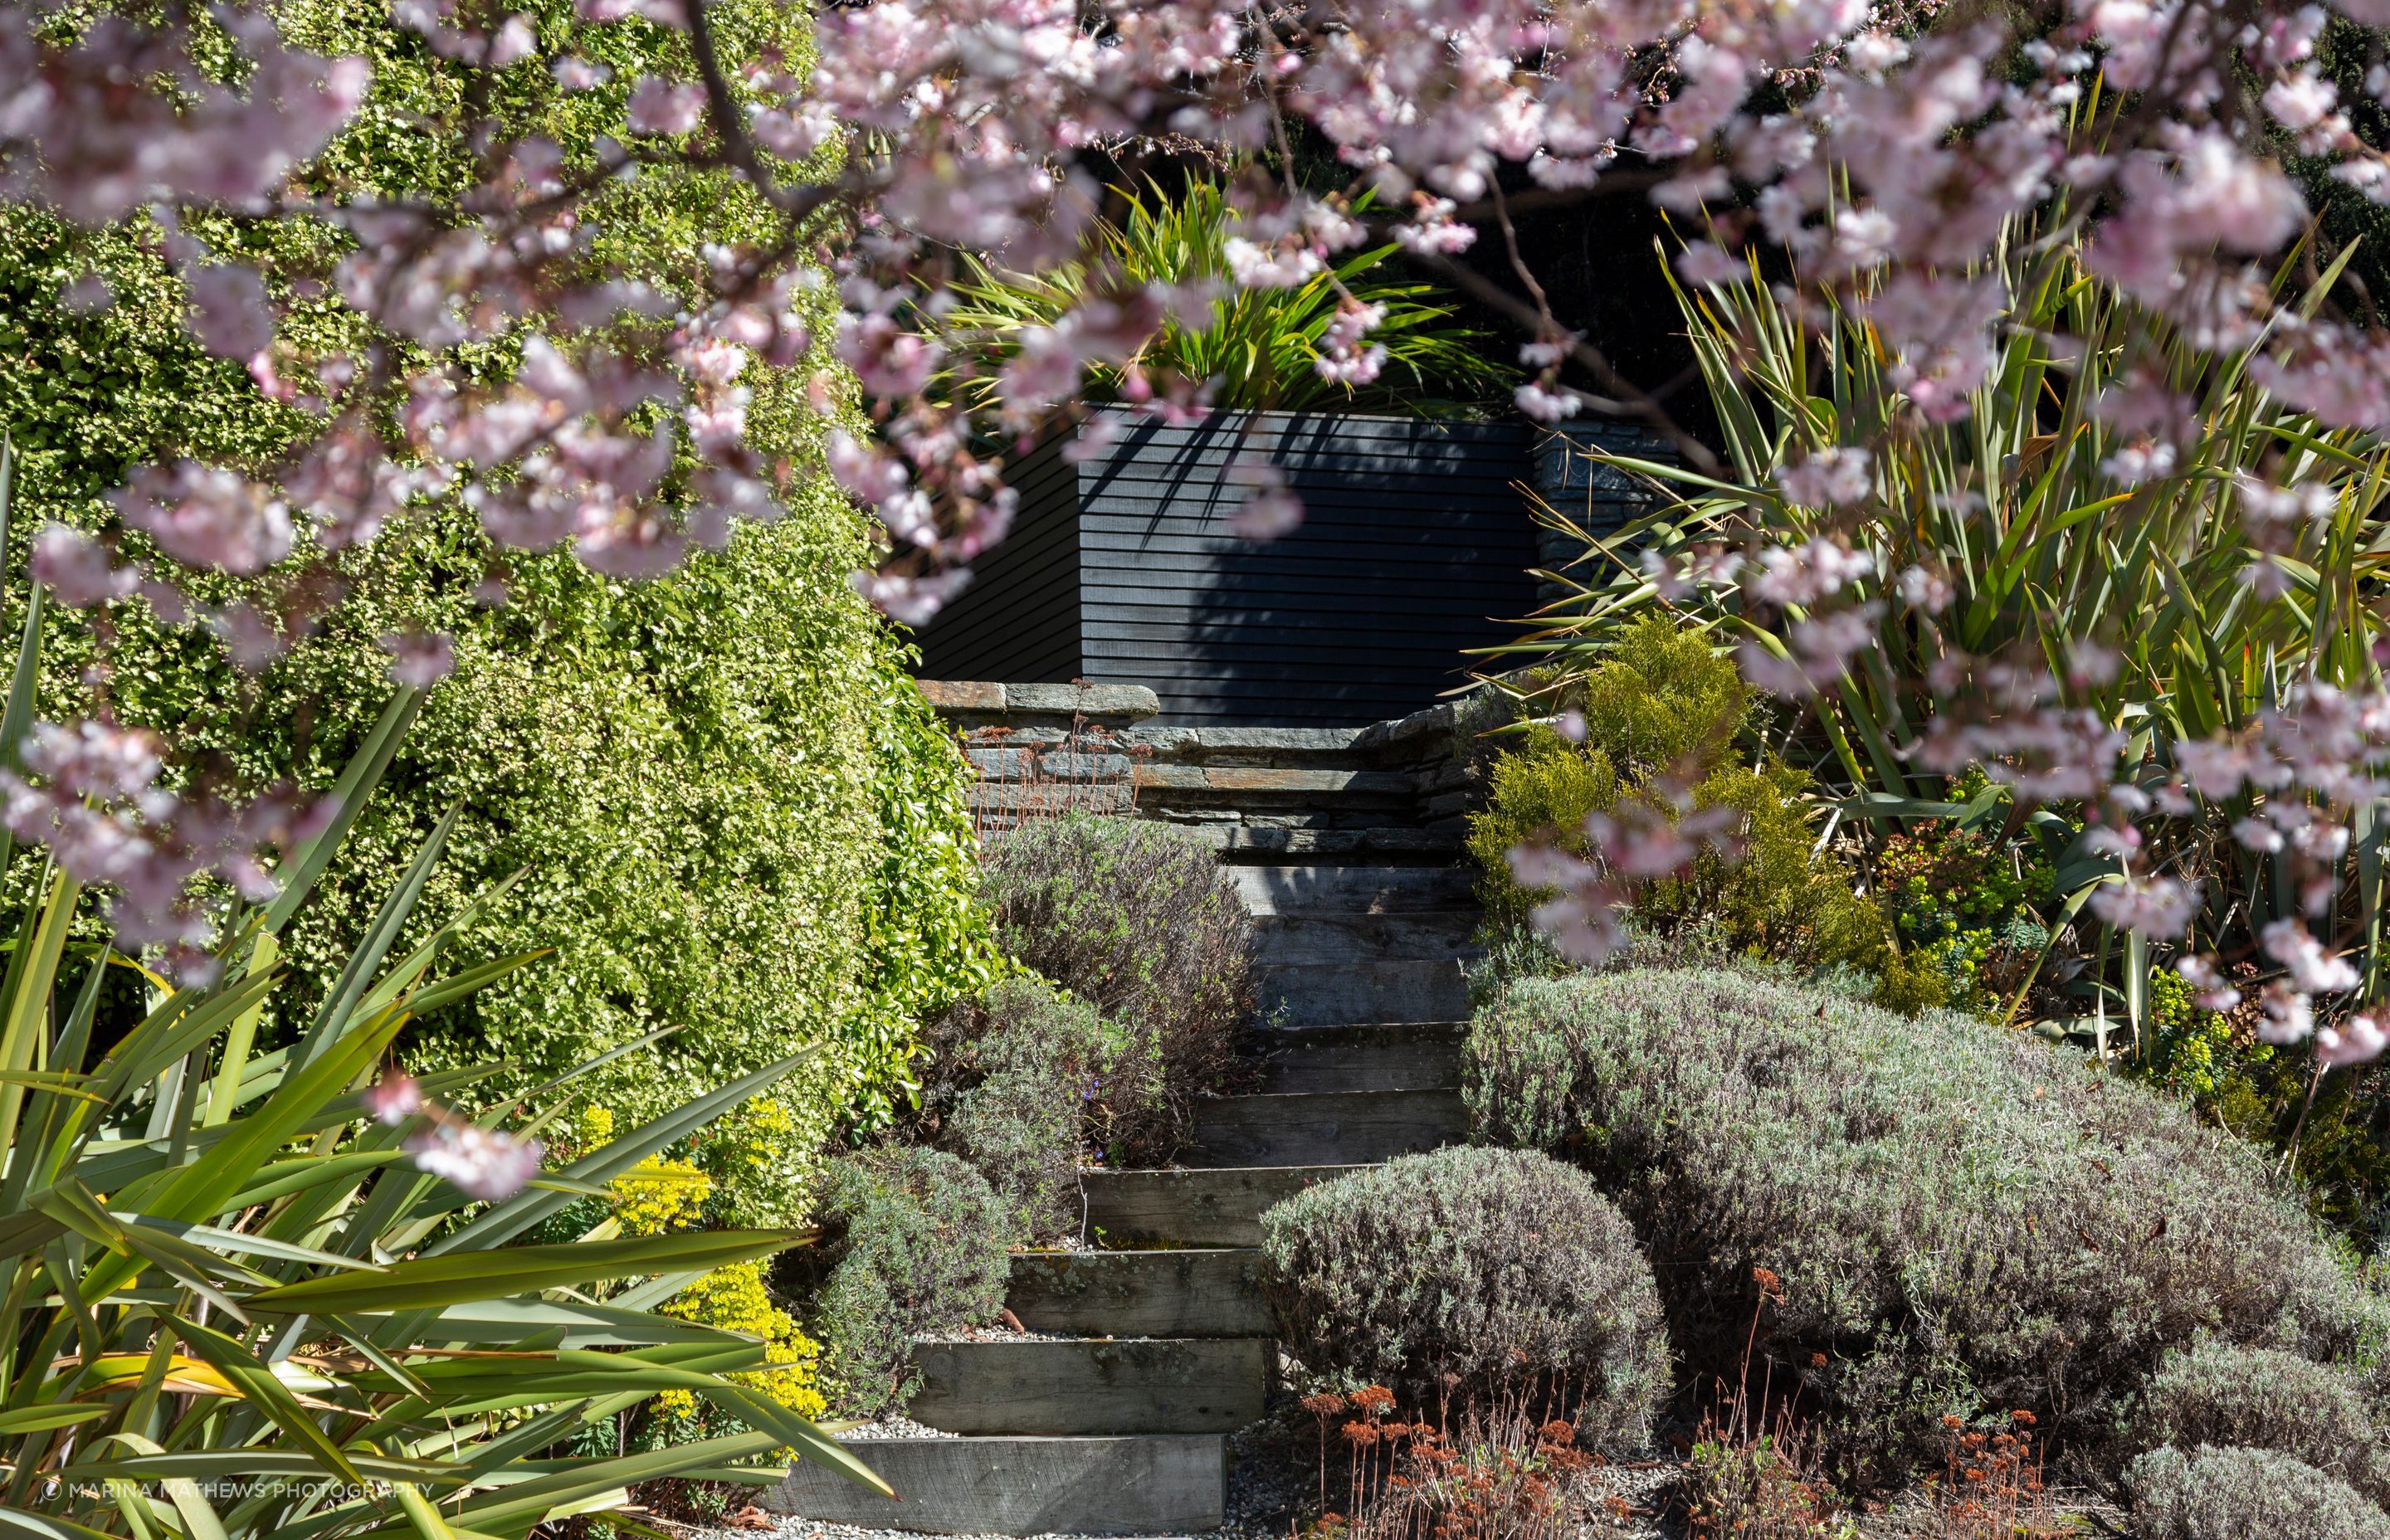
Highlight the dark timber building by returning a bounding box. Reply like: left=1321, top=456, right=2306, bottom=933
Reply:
left=916, top=409, right=1665, bottom=726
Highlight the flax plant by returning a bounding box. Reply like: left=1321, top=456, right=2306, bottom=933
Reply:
left=0, top=454, right=883, bottom=1539
left=1500, top=222, right=2390, bottom=1044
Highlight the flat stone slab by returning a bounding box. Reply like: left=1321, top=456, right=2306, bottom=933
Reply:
left=908, top=1338, right=1270, bottom=1435
left=763, top=1435, right=1224, bottom=1535
left=1182, top=826, right=1466, bottom=858
left=1008, top=1250, right=1267, bottom=1338
left=1134, top=764, right=1418, bottom=798
left=1251, top=1021, right=1465, bottom=1094
left=1080, top=1165, right=1365, bottom=1248
left=1186, top=1089, right=1469, bottom=1167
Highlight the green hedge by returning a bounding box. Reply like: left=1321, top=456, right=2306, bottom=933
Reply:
left=0, top=0, right=992, bottom=1223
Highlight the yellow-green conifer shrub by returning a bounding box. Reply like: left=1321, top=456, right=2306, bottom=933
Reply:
left=1468, top=615, right=1894, bottom=982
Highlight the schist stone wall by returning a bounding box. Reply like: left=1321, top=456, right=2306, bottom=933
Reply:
left=917, top=680, right=1479, bottom=858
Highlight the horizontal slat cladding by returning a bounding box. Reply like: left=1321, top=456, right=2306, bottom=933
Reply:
left=909, top=411, right=1549, bottom=724
left=1076, top=412, right=1538, bottom=725
left=917, top=431, right=1082, bottom=682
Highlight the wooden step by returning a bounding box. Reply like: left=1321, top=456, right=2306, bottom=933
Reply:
left=763, top=1434, right=1225, bottom=1535
left=908, top=1338, right=1270, bottom=1435
left=1080, top=1165, right=1365, bottom=1247
left=1185, top=1089, right=1469, bottom=1167
left=1251, top=1021, right=1465, bottom=1094
left=1008, top=1249, right=1268, bottom=1338
left=1256, top=958, right=1471, bottom=1025
left=1251, top=910, right=1481, bottom=967
left=1230, top=863, right=1477, bottom=915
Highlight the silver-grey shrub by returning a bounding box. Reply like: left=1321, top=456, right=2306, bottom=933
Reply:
left=2125, top=1445, right=2390, bottom=1540
left=983, top=813, right=1252, bottom=1162
left=919, top=976, right=1118, bottom=1241
left=2134, top=1338, right=2390, bottom=1505
left=801, top=1146, right=1013, bottom=1416
left=1257, top=1146, right=1668, bottom=1446
left=1465, top=967, right=2390, bottom=1482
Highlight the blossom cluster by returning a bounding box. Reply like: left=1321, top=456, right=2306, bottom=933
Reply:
left=363, top=1072, right=546, bottom=1201
left=0, top=721, right=329, bottom=976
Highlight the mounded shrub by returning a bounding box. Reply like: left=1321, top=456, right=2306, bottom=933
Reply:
left=919, top=976, right=1119, bottom=1240
left=2133, top=1338, right=2390, bottom=1504
left=1257, top=1146, right=1668, bottom=1446
left=983, top=813, right=1251, bottom=1161
left=2124, top=1445, right=2390, bottom=1540
left=1466, top=967, right=2390, bottom=1482
left=798, top=1146, right=1012, bottom=1417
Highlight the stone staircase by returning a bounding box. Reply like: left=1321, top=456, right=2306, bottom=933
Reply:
left=767, top=859, right=1479, bottom=1535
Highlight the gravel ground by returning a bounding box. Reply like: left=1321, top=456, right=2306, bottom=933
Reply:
left=910, top=1326, right=1083, bottom=1344
left=826, top=1416, right=958, bottom=1441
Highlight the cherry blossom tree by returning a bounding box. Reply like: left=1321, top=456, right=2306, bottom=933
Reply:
left=10, top=0, right=2390, bottom=1081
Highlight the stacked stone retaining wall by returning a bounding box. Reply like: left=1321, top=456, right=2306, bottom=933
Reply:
left=916, top=680, right=1482, bottom=858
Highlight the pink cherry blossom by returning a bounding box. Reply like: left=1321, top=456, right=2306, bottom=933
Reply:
left=31, top=525, right=135, bottom=608
left=405, top=1123, right=545, bottom=1201
left=363, top=1074, right=425, bottom=1124
left=380, top=631, right=457, bottom=690
left=184, top=264, right=275, bottom=360
left=2317, top=1013, right=2388, bottom=1068
left=113, top=464, right=292, bottom=576
left=626, top=77, right=705, bottom=136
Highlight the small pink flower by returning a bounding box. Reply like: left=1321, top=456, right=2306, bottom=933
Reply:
left=406, top=1123, right=544, bottom=1201
left=2318, top=1013, right=2388, bottom=1069
left=378, top=630, right=456, bottom=690
left=363, top=1074, right=424, bottom=1125
left=31, top=525, right=135, bottom=608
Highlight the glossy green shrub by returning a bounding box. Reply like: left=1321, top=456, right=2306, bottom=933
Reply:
left=800, top=1146, right=1014, bottom=1418
left=0, top=0, right=993, bottom=1226
left=919, top=976, right=1119, bottom=1240
left=1258, top=1147, right=1668, bottom=1445
left=2132, top=1338, right=2390, bottom=1503
left=2124, top=1445, right=2390, bottom=1540
left=983, top=814, right=1251, bottom=1162
left=1466, top=967, right=2390, bottom=1485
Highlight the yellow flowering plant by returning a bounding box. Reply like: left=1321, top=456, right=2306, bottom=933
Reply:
left=569, top=1105, right=832, bottom=1437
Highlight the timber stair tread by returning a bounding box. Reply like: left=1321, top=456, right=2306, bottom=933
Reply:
left=909, top=1337, right=1271, bottom=1436
left=1247, top=1020, right=1465, bottom=1094
left=1183, top=1087, right=1468, bottom=1167
left=1080, top=1163, right=1367, bottom=1248
left=1007, top=1249, right=1268, bottom=1338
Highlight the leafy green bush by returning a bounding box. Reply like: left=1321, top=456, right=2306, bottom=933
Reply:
left=801, top=1146, right=1014, bottom=1417
left=2124, top=1445, right=2390, bottom=1540
left=1468, top=617, right=1890, bottom=980
left=0, top=0, right=997, bottom=1226
left=2132, top=1338, right=2390, bottom=1503
left=1257, top=1147, right=1667, bottom=1445
left=983, top=813, right=1251, bottom=1162
left=919, top=976, right=1119, bottom=1240
left=1465, top=967, right=2390, bottom=1485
